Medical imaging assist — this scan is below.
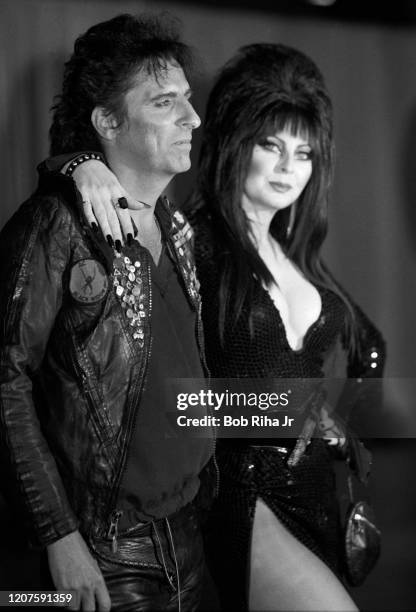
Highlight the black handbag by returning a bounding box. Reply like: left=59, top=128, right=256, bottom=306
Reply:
left=343, top=438, right=381, bottom=587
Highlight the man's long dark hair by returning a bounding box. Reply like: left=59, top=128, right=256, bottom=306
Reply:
left=190, top=43, right=357, bottom=349
left=49, top=13, right=194, bottom=155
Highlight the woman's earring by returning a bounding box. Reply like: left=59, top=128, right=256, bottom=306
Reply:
left=286, top=202, right=297, bottom=239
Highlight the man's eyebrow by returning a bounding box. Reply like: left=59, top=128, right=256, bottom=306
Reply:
left=150, top=88, right=193, bottom=101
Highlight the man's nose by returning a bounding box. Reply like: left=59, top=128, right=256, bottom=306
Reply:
left=180, top=99, right=201, bottom=130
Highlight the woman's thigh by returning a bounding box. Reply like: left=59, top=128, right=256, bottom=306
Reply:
left=249, top=498, right=358, bottom=612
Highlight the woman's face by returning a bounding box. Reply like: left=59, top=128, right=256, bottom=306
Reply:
left=242, top=129, right=313, bottom=216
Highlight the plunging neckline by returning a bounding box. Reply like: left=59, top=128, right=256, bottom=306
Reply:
left=259, top=282, right=326, bottom=354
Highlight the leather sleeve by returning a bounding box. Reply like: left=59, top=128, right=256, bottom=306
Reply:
left=0, top=196, right=79, bottom=548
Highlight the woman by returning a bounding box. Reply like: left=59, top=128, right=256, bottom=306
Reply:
left=186, top=44, right=384, bottom=612
left=42, top=43, right=385, bottom=611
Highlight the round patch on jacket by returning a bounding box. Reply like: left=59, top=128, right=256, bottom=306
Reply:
left=69, top=259, right=108, bottom=304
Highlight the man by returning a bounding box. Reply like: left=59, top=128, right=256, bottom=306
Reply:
left=0, top=13, right=214, bottom=611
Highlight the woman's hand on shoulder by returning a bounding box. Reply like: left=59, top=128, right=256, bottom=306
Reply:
left=70, top=160, right=139, bottom=245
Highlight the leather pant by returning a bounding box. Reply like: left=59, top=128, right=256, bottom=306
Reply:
left=90, top=502, right=204, bottom=612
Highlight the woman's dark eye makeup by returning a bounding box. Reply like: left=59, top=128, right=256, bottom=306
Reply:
left=258, top=138, right=281, bottom=151
left=258, top=138, right=313, bottom=159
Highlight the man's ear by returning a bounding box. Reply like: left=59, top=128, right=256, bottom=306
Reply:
left=91, top=107, right=120, bottom=141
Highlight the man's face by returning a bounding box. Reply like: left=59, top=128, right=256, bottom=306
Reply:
left=113, top=61, right=201, bottom=179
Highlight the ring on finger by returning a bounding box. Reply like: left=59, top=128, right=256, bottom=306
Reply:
left=117, top=196, right=128, bottom=209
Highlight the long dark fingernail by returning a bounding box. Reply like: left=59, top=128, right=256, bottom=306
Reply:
left=133, top=227, right=138, bottom=238
left=115, top=239, right=122, bottom=253
left=127, top=233, right=133, bottom=247
left=106, top=235, right=114, bottom=248
left=91, top=222, right=99, bottom=233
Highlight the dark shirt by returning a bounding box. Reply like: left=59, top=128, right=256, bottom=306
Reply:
left=118, top=244, right=211, bottom=526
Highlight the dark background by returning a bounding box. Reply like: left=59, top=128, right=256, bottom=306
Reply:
left=0, top=0, right=415, bottom=609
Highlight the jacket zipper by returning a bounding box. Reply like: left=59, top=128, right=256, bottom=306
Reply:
left=107, top=510, right=123, bottom=553
left=72, top=345, right=118, bottom=461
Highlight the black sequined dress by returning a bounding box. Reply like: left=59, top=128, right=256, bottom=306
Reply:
left=191, top=212, right=386, bottom=611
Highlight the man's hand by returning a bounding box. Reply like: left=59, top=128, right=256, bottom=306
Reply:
left=64, top=159, right=137, bottom=245
left=47, top=530, right=111, bottom=612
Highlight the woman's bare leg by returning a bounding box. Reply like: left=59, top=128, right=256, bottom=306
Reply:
left=249, top=498, right=358, bottom=612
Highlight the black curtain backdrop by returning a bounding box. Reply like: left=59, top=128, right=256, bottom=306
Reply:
left=0, top=1, right=415, bottom=609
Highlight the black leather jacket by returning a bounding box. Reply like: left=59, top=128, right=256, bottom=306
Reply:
left=0, top=173, right=209, bottom=549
